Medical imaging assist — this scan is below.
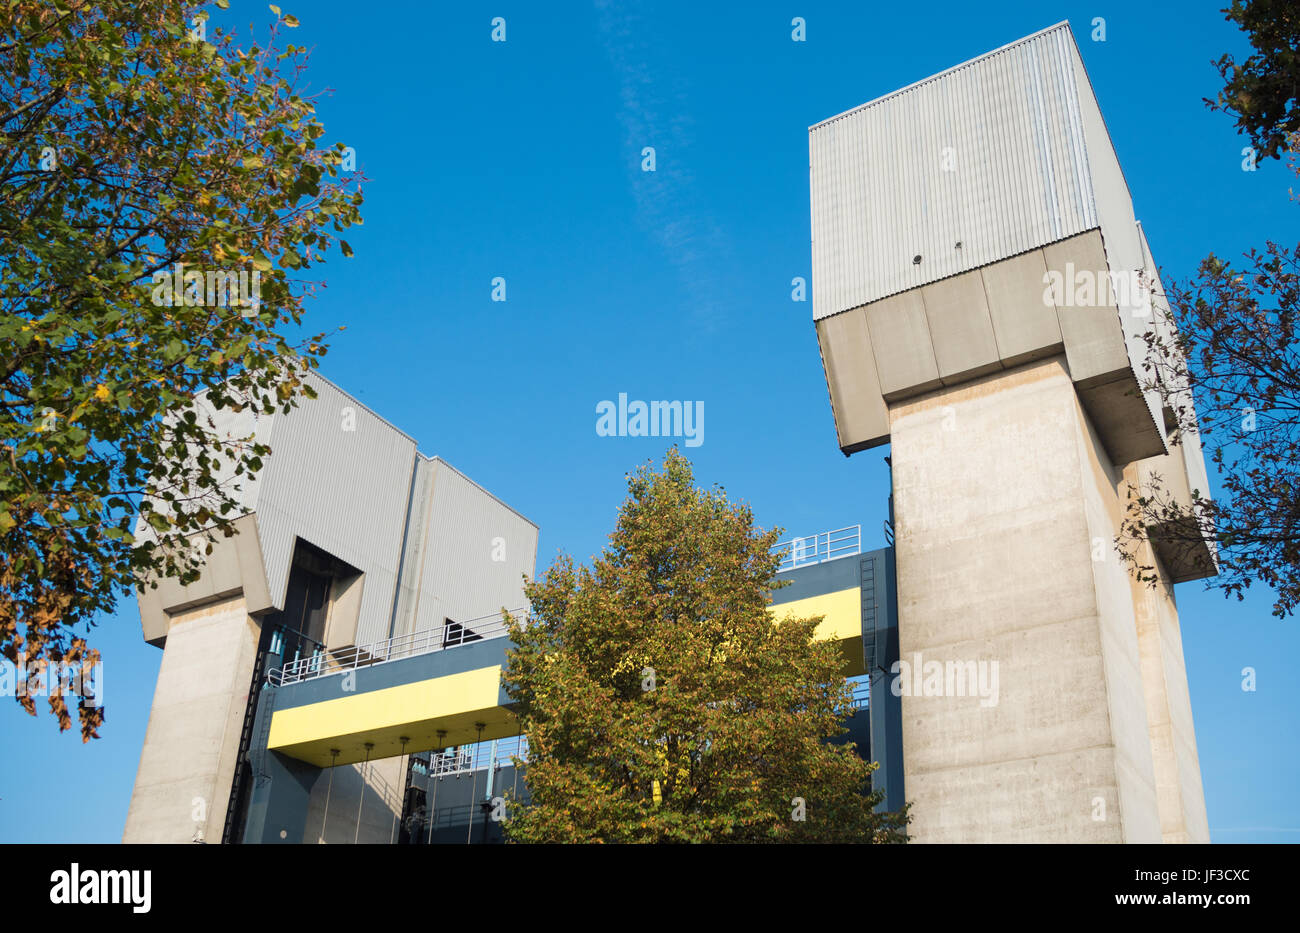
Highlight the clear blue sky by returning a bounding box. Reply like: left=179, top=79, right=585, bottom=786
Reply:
left=3, top=0, right=1296, bottom=843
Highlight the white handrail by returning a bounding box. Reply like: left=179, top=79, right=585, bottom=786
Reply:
left=409, top=734, right=530, bottom=779
left=773, top=524, right=861, bottom=573
left=267, top=607, right=528, bottom=687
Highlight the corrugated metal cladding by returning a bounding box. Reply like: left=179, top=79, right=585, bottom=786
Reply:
left=809, top=22, right=1100, bottom=321
left=388, top=456, right=436, bottom=641
left=146, top=370, right=539, bottom=648
left=253, top=371, right=418, bottom=645
left=132, top=389, right=271, bottom=541
left=410, top=458, right=538, bottom=642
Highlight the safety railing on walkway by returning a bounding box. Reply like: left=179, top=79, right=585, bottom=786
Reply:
left=773, top=524, right=861, bottom=573
left=410, top=734, right=529, bottom=780
left=266, top=607, right=527, bottom=687
left=849, top=678, right=870, bottom=710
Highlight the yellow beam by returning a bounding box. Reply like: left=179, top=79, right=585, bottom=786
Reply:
left=267, top=588, right=869, bottom=767
left=769, top=586, right=865, bottom=676
left=267, top=665, right=516, bottom=766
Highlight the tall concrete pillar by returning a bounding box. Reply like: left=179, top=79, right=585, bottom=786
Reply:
left=808, top=23, right=1216, bottom=841
left=123, top=594, right=260, bottom=843
left=889, top=358, right=1161, bottom=842
left=1122, top=490, right=1211, bottom=844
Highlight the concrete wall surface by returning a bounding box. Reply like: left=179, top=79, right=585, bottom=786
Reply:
left=122, top=595, right=260, bottom=843
left=1122, top=470, right=1211, bottom=844
left=890, top=357, right=1164, bottom=842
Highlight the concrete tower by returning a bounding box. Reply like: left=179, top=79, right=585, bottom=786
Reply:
left=122, top=372, right=537, bottom=843
left=809, top=22, right=1215, bottom=842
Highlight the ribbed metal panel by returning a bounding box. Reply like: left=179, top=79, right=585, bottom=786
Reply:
left=389, top=456, right=436, bottom=640
left=253, top=371, right=418, bottom=645
left=140, top=372, right=538, bottom=654
left=200, top=397, right=272, bottom=514
left=410, top=458, right=538, bottom=639
left=810, top=22, right=1099, bottom=321
left=131, top=390, right=271, bottom=541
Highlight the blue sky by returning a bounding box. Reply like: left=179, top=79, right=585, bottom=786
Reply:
left=3, top=0, right=1297, bottom=843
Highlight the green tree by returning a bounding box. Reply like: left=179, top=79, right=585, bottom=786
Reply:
left=1120, top=1, right=1300, bottom=616
left=1209, top=0, right=1299, bottom=161
left=0, top=1, right=363, bottom=738
left=502, top=449, right=909, bottom=843
left=1122, top=229, right=1300, bottom=617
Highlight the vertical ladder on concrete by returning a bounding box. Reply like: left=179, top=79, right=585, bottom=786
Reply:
left=220, top=623, right=277, bottom=844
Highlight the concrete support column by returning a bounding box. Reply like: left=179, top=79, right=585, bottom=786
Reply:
left=889, top=357, right=1162, bottom=842
left=122, top=594, right=260, bottom=843
left=1122, top=482, right=1211, bottom=844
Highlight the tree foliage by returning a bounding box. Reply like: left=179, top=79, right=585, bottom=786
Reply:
left=0, top=1, right=363, bottom=738
left=502, top=449, right=909, bottom=843
left=1209, top=0, right=1299, bottom=161
left=1121, top=0, right=1299, bottom=616
left=1124, top=232, right=1300, bottom=617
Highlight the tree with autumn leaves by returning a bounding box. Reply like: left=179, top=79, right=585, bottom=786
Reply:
left=0, top=1, right=362, bottom=739
left=502, top=449, right=909, bottom=843
left=1119, top=1, right=1300, bottom=617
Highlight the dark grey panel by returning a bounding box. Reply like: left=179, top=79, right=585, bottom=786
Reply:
left=864, top=549, right=905, bottom=815
left=241, top=688, right=319, bottom=844
left=770, top=547, right=887, bottom=604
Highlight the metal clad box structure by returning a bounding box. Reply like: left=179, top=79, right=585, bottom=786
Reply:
left=406, top=458, right=539, bottom=642
left=254, top=372, right=418, bottom=646
left=387, top=455, right=540, bottom=645
left=135, top=372, right=538, bottom=647
left=810, top=23, right=1097, bottom=319
left=127, top=371, right=538, bottom=844
left=809, top=21, right=1167, bottom=466
left=809, top=22, right=1218, bottom=845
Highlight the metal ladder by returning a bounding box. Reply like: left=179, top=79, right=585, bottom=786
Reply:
left=220, top=624, right=278, bottom=844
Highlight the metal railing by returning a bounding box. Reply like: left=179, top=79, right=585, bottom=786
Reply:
left=409, top=734, right=529, bottom=780
left=266, top=607, right=527, bottom=687
left=773, top=524, right=861, bottom=573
